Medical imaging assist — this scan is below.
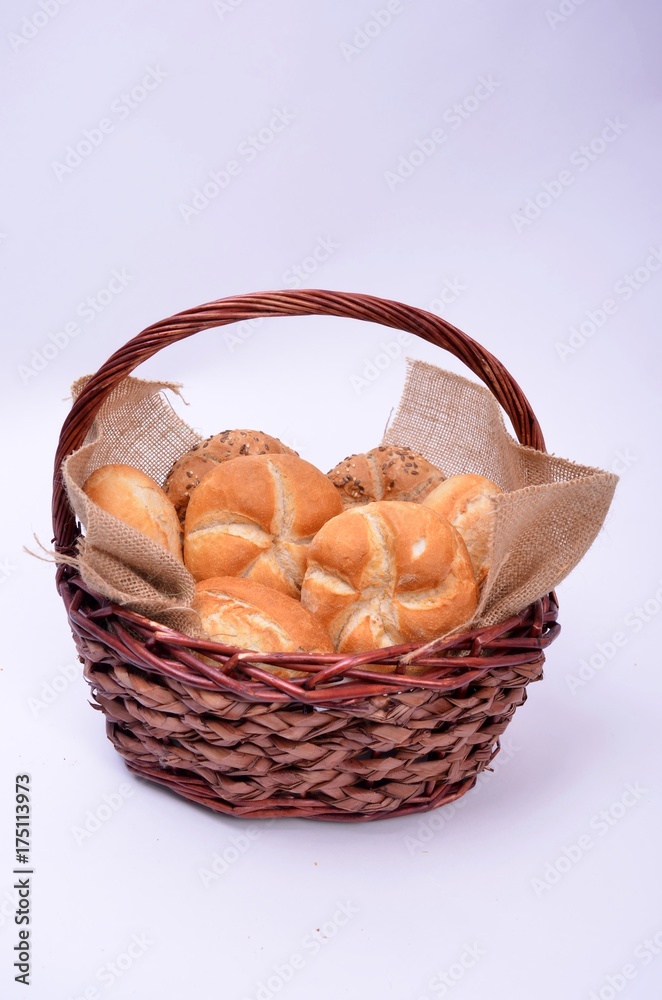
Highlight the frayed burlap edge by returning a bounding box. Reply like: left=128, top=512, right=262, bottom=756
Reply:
left=383, top=358, right=618, bottom=628
left=61, top=376, right=204, bottom=634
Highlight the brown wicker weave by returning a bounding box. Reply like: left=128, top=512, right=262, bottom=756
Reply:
left=52, top=289, right=560, bottom=822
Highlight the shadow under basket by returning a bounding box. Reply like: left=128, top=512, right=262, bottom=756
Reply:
left=52, top=289, right=561, bottom=823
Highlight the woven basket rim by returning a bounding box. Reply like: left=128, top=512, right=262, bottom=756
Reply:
left=58, top=566, right=559, bottom=704
left=52, top=288, right=557, bottom=704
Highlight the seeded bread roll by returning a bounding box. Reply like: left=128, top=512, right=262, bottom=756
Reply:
left=300, top=500, right=478, bottom=654
left=82, top=464, right=182, bottom=560
left=422, top=474, right=502, bottom=588
left=184, top=453, right=344, bottom=597
left=327, top=445, right=444, bottom=508
left=192, top=576, right=333, bottom=676
left=164, top=429, right=297, bottom=522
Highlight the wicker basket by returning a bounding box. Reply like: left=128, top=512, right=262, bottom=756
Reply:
left=52, top=289, right=560, bottom=822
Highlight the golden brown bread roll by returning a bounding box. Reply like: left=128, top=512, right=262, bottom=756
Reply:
left=327, top=445, right=444, bottom=508
left=183, top=454, right=344, bottom=596
left=300, top=500, right=478, bottom=653
left=192, top=576, right=333, bottom=676
left=164, top=429, right=297, bottom=522
left=422, top=474, right=502, bottom=588
left=82, top=464, right=182, bottom=560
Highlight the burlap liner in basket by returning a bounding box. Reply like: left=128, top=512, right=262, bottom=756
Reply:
left=62, top=376, right=203, bottom=634
left=385, top=359, right=618, bottom=629
left=61, top=361, right=618, bottom=640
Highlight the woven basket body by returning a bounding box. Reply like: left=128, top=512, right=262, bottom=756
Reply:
left=52, top=290, right=560, bottom=822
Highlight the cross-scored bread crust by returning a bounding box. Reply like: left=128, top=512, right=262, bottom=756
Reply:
left=192, top=576, right=334, bottom=678
left=301, top=500, right=478, bottom=653
left=183, top=454, right=343, bottom=596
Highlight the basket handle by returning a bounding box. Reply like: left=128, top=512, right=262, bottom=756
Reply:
left=52, top=288, right=545, bottom=552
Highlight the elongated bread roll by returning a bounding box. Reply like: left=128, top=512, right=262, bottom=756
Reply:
left=327, top=445, right=444, bottom=508
left=300, top=500, right=478, bottom=653
left=184, top=454, right=344, bottom=596
left=164, top=429, right=297, bottom=522
left=193, top=577, right=333, bottom=677
left=82, top=464, right=183, bottom=560
left=422, top=474, right=502, bottom=587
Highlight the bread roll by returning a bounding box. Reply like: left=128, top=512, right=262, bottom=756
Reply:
left=184, top=454, right=344, bottom=596
left=300, top=500, right=478, bottom=654
left=422, top=474, right=502, bottom=587
left=193, top=577, right=333, bottom=676
left=327, top=445, right=444, bottom=508
left=164, top=429, right=297, bottom=521
left=82, top=464, right=182, bottom=560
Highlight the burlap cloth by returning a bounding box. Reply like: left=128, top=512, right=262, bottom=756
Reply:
left=384, top=360, right=617, bottom=626
left=61, top=362, right=618, bottom=636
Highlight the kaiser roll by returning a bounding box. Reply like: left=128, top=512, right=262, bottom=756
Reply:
left=300, top=500, right=478, bottom=653
left=422, top=473, right=502, bottom=588
left=327, top=445, right=444, bottom=508
left=192, top=576, right=333, bottom=676
left=82, top=464, right=182, bottom=560
left=184, top=453, right=344, bottom=596
left=164, top=429, right=297, bottom=522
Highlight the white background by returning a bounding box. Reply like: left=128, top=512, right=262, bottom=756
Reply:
left=1, top=1, right=661, bottom=998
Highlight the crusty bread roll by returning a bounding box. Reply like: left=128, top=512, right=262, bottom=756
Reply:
left=300, top=500, right=478, bottom=653
left=164, top=429, right=297, bottom=522
left=327, top=445, right=444, bottom=508
left=193, top=577, right=333, bottom=676
left=422, top=474, right=502, bottom=588
left=82, top=464, right=182, bottom=560
left=184, top=454, right=344, bottom=596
